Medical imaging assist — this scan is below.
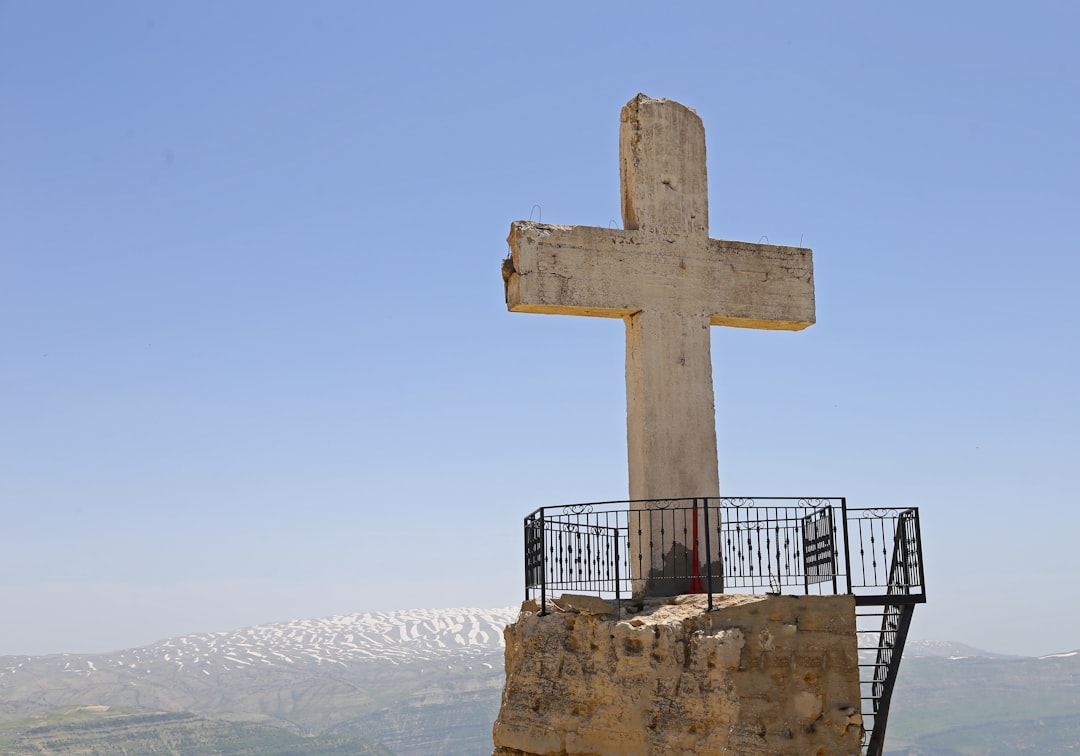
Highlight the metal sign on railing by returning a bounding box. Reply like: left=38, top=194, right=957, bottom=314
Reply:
left=802, top=505, right=837, bottom=590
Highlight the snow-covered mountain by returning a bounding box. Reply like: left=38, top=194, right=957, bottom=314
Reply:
left=0, top=607, right=517, bottom=681
left=0, top=609, right=1047, bottom=685
left=864, top=637, right=1021, bottom=660
left=902, top=639, right=1024, bottom=659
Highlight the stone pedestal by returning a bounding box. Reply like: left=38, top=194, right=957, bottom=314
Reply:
left=492, top=594, right=863, bottom=756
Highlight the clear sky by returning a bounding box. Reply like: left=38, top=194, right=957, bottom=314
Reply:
left=2, top=2, right=1077, bottom=657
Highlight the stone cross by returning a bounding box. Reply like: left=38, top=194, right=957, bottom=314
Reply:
left=503, top=94, right=815, bottom=596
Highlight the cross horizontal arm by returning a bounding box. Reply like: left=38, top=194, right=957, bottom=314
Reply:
left=504, top=221, right=815, bottom=330
left=504, top=222, right=642, bottom=317
left=704, top=239, right=815, bottom=330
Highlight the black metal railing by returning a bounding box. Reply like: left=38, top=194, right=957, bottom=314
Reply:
left=523, top=497, right=924, bottom=608
left=845, top=506, right=926, bottom=606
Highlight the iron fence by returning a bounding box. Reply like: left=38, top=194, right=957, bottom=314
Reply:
left=523, top=498, right=925, bottom=610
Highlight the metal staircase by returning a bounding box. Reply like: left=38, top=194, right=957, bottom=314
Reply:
left=853, top=509, right=924, bottom=755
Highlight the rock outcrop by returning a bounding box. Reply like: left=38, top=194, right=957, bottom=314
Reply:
left=493, top=593, right=862, bottom=755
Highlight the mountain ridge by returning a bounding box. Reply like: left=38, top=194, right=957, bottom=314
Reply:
left=2, top=606, right=517, bottom=671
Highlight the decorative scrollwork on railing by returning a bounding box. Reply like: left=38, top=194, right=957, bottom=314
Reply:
left=864, top=508, right=905, bottom=518
left=645, top=498, right=676, bottom=510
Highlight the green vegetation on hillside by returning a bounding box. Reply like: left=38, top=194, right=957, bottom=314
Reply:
left=0, top=705, right=395, bottom=755
left=884, top=655, right=1080, bottom=754
left=887, top=712, right=1080, bottom=755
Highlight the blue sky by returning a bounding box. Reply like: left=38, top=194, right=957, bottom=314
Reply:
left=2, top=2, right=1077, bottom=656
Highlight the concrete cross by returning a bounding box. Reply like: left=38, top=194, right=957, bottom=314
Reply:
left=503, top=94, right=815, bottom=595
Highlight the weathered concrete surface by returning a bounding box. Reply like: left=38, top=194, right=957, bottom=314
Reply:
left=503, top=94, right=815, bottom=595
left=492, top=594, right=863, bottom=756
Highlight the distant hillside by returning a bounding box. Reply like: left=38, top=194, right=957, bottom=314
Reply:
left=884, top=649, right=1080, bottom=754
left=1, top=607, right=1076, bottom=755
left=0, top=705, right=392, bottom=755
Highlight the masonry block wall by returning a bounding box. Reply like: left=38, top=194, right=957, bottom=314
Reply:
left=493, top=594, right=863, bottom=756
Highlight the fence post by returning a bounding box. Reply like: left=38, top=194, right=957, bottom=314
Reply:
left=539, top=507, right=547, bottom=616
left=912, top=508, right=926, bottom=600
left=703, top=499, right=714, bottom=611
left=840, top=498, right=852, bottom=595
left=803, top=520, right=810, bottom=598
left=614, top=512, right=621, bottom=607
left=829, top=504, right=838, bottom=596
